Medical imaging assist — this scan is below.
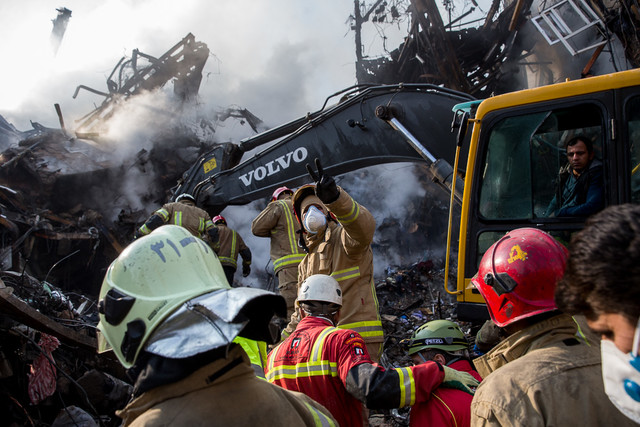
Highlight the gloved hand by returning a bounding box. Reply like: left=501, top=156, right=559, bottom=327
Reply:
left=306, top=158, right=340, bottom=204
left=242, top=263, right=251, bottom=277
left=133, top=229, right=143, bottom=240
left=441, top=365, right=479, bottom=395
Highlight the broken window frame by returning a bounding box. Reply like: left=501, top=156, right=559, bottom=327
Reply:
left=531, top=0, right=607, bottom=56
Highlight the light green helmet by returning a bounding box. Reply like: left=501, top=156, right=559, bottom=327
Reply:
left=97, top=225, right=230, bottom=368
left=408, top=319, right=469, bottom=355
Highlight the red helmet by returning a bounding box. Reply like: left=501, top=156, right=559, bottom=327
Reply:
left=471, top=228, right=568, bottom=327
left=271, top=186, right=293, bottom=201
left=213, top=215, right=226, bottom=225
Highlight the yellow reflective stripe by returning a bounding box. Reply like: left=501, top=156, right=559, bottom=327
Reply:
left=338, top=320, right=384, bottom=338
left=219, top=256, right=237, bottom=267
left=266, top=342, right=283, bottom=375
left=396, top=367, right=416, bottom=407
left=265, top=360, right=339, bottom=381
left=274, top=253, right=306, bottom=270
left=303, top=402, right=337, bottom=427
left=173, top=211, right=183, bottom=226
left=433, top=393, right=458, bottom=427
left=336, top=198, right=360, bottom=225
left=139, top=224, right=151, bottom=235
left=157, top=208, right=170, bottom=221
left=279, top=200, right=300, bottom=254
left=204, top=219, right=214, bottom=230
left=198, top=217, right=205, bottom=233
left=330, top=267, right=360, bottom=282
left=231, top=230, right=237, bottom=257
left=311, top=327, right=339, bottom=361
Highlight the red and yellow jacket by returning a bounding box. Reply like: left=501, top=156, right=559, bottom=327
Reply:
left=266, top=316, right=446, bottom=427
left=410, top=359, right=482, bottom=427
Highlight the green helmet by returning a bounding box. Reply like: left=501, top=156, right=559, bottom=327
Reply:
left=408, top=319, right=469, bottom=355
left=97, top=225, right=230, bottom=368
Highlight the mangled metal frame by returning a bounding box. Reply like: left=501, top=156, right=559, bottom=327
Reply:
left=72, top=33, right=209, bottom=138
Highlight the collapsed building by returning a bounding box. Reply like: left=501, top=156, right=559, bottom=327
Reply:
left=0, top=0, right=638, bottom=423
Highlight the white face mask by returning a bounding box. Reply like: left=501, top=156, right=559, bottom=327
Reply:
left=600, top=319, right=640, bottom=424
left=303, top=205, right=327, bottom=234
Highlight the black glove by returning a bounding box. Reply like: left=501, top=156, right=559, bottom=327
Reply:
left=242, top=263, right=251, bottom=277
left=306, top=158, right=340, bottom=204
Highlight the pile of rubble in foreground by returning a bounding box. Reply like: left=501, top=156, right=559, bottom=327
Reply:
left=0, top=257, right=477, bottom=426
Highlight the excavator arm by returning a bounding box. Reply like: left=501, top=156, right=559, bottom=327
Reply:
left=174, top=83, right=474, bottom=215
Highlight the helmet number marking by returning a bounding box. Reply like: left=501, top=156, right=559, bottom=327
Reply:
left=149, top=236, right=208, bottom=263
left=507, top=245, right=528, bottom=264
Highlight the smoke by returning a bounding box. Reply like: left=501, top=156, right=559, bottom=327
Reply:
left=227, top=162, right=452, bottom=289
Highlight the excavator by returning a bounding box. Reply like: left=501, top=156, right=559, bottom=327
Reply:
left=174, top=68, right=640, bottom=321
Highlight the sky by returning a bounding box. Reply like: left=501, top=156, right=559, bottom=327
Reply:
left=0, top=0, right=481, bottom=286
left=0, top=0, right=409, bottom=132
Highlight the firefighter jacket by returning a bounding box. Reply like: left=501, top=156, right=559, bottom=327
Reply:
left=233, top=336, right=268, bottom=379
left=138, top=200, right=219, bottom=250
left=117, top=344, right=337, bottom=427
left=410, top=359, right=482, bottom=427
left=470, top=313, right=637, bottom=427
left=267, top=316, right=446, bottom=427
left=216, top=223, right=251, bottom=270
left=284, top=188, right=383, bottom=346
left=251, top=197, right=304, bottom=275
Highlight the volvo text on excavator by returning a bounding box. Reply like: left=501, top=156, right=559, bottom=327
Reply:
left=174, top=68, right=640, bottom=321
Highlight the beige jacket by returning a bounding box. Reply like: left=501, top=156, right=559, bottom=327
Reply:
left=284, top=188, right=383, bottom=345
left=251, top=197, right=304, bottom=274
left=139, top=200, right=215, bottom=239
left=217, top=224, right=251, bottom=269
left=117, top=345, right=337, bottom=426
left=471, top=313, right=637, bottom=427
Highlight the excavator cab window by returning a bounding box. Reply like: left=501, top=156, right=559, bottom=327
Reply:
left=628, top=96, right=640, bottom=204
left=478, top=103, right=604, bottom=221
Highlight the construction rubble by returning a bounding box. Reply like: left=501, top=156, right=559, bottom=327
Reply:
left=1, top=0, right=640, bottom=424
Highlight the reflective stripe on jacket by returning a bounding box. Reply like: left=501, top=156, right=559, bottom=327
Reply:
left=234, top=337, right=268, bottom=379
left=217, top=224, right=250, bottom=269
left=284, top=188, right=383, bottom=343
left=117, top=345, right=337, bottom=427
left=267, top=317, right=445, bottom=427
left=251, top=198, right=304, bottom=273
left=139, top=200, right=215, bottom=239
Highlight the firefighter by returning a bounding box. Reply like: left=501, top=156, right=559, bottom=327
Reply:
left=266, top=274, right=479, bottom=427
left=134, top=193, right=219, bottom=251
left=251, top=186, right=304, bottom=319
left=282, top=158, right=384, bottom=361
left=96, top=225, right=337, bottom=426
left=213, top=215, right=252, bottom=286
left=406, top=319, right=482, bottom=427
left=470, top=227, right=636, bottom=427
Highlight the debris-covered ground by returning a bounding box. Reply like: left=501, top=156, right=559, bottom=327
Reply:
left=0, top=251, right=477, bottom=426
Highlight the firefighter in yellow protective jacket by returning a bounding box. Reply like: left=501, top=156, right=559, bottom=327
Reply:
left=213, top=215, right=252, bottom=286
left=251, top=186, right=305, bottom=318
left=97, top=225, right=337, bottom=427
left=282, top=158, right=384, bottom=361
left=135, top=193, right=219, bottom=251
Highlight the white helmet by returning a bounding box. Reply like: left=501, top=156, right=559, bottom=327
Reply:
left=297, top=274, right=342, bottom=306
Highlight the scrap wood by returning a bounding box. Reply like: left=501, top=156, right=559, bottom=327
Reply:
left=0, top=282, right=96, bottom=350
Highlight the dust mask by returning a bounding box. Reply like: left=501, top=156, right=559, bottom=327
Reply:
left=303, top=206, right=327, bottom=234
left=600, top=318, right=640, bottom=424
